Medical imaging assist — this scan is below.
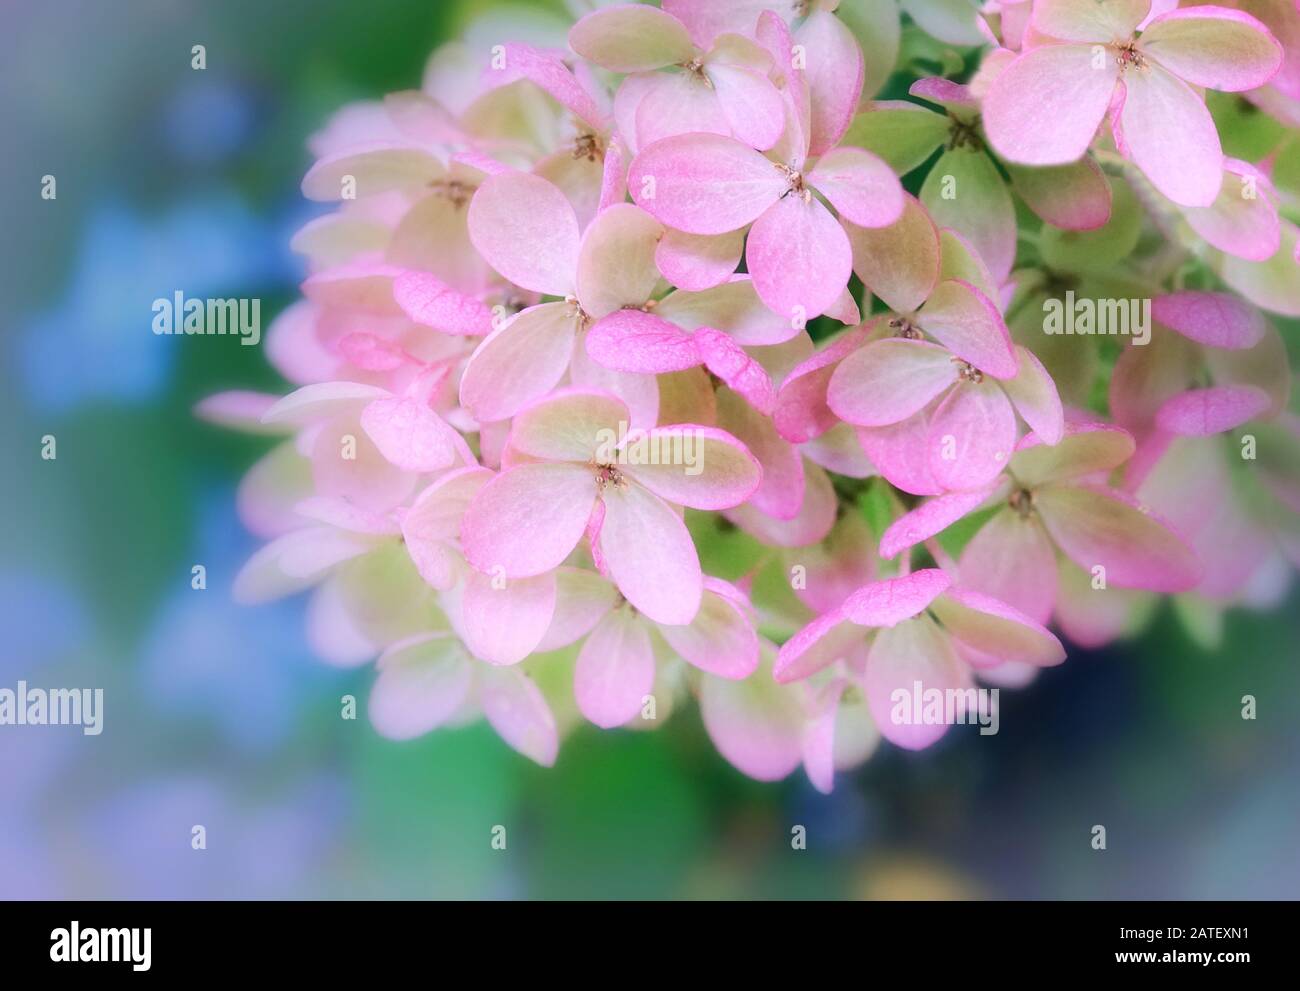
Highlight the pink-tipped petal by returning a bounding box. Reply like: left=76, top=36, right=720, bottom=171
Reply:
left=879, top=486, right=1000, bottom=558
left=845, top=194, right=941, bottom=313
left=746, top=194, right=853, bottom=320
left=360, top=396, right=457, bottom=473
left=798, top=9, right=867, bottom=155
left=1154, top=385, right=1272, bottom=436
left=1032, top=0, right=1151, bottom=41
left=659, top=577, right=761, bottom=679
left=865, top=616, right=968, bottom=750
left=575, top=203, right=664, bottom=318
left=1151, top=290, right=1266, bottom=349
left=369, top=635, right=473, bottom=741
left=460, top=568, right=557, bottom=666
left=700, top=657, right=806, bottom=781
left=1140, top=6, right=1283, bottom=92
left=1006, top=156, right=1113, bottom=231
left=509, top=388, right=630, bottom=464
left=827, top=338, right=958, bottom=427
left=842, top=568, right=952, bottom=627
left=392, top=270, right=494, bottom=336
left=574, top=605, right=657, bottom=728
left=467, top=172, right=580, bottom=296
left=807, top=146, right=905, bottom=229
left=598, top=481, right=703, bottom=625
left=458, top=302, right=578, bottom=424
left=707, top=63, right=786, bottom=151
left=926, top=379, right=1018, bottom=491
left=655, top=229, right=744, bottom=291
left=569, top=4, right=697, bottom=72
left=917, top=279, right=1019, bottom=379
left=958, top=507, right=1058, bottom=623
left=586, top=309, right=701, bottom=374
left=773, top=608, right=860, bottom=683
left=932, top=588, right=1066, bottom=666
left=620, top=426, right=762, bottom=510
left=1002, top=345, right=1065, bottom=444
left=478, top=666, right=559, bottom=767
left=1118, top=63, right=1222, bottom=207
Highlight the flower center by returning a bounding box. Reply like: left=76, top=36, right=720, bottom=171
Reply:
left=889, top=316, right=923, bottom=339
left=947, top=115, right=983, bottom=152
left=954, top=359, right=984, bottom=384
left=564, top=294, right=592, bottom=330
left=1116, top=42, right=1147, bottom=72
left=593, top=462, right=627, bottom=492
left=775, top=162, right=812, bottom=204
left=573, top=132, right=605, bottom=162
left=1009, top=488, right=1035, bottom=518
left=428, top=179, right=473, bottom=208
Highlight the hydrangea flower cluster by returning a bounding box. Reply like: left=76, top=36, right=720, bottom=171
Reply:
left=203, top=0, right=1300, bottom=791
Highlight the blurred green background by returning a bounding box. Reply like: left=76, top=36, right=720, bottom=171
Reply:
left=1, top=0, right=1297, bottom=899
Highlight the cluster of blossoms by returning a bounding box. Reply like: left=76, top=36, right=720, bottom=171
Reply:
left=202, top=0, right=1300, bottom=791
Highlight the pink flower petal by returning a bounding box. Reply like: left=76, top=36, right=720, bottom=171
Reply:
left=700, top=656, right=807, bottom=782
left=808, top=146, right=905, bottom=228
left=746, top=193, right=853, bottom=319
left=1006, top=156, right=1113, bottom=231
left=865, top=616, right=969, bottom=750
left=1053, top=557, right=1148, bottom=649
left=510, top=388, right=630, bottom=463
left=857, top=407, right=945, bottom=497
left=1154, top=385, right=1272, bottom=436
left=458, top=301, right=577, bottom=423
left=310, top=415, right=416, bottom=514
left=628, top=132, right=787, bottom=235
left=569, top=4, right=697, bottom=72
left=369, top=635, right=473, bottom=741
left=983, top=43, right=1118, bottom=165
left=574, top=605, right=657, bottom=728
left=1032, top=0, right=1150, bottom=41
left=598, top=481, right=703, bottom=624
left=478, top=666, right=559, bottom=767
left=828, top=337, right=958, bottom=427
left=655, top=276, right=801, bottom=345
left=586, top=309, right=701, bottom=374
left=620, top=426, right=762, bottom=510
left=575, top=203, right=664, bottom=318
left=798, top=8, right=866, bottom=155
left=360, top=396, right=457, bottom=473
left=633, top=70, right=731, bottom=149
left=916, top=279, right=1019, bottom=379
left=773, top=325, right=870, bottom=442
left=535, top=568, right=619, bottom=652
left=707, top=63, right=786, bottom=151
left=467, top=172, right=580, bottom=296
left=1151, top=290, right=1266, bottom=349
left=1002, top=345, right=1065, bottom=444
left=958, top=507, right=1058, bottom=623
left=1035, top=483, right=1203, bottom=592
left=845, top=194, right=941, bottom=313
left=716, top=386, right=804, bottom=519
left=773, top=608, right=861, bottom=683
left=460, top=568, right=557, bottom=666
left=487, top=43, right=607, bottom=130
left=655, top=229, right=744, bottom=291
left=931, top=588, right=1065, bottom=666
left=926, top=379, right=1018, bottom=491
left=879, top=485, right=1001, bottom=558
left=1183, top=161, right=1281, bottom=262
left=1140, top=6, right=1284, bottom=92
left=1118, top=63, right=1222, bottom=207
left=695, top=328, right=776, bottom=414
left=791, top=511, right=879, bottom=614
left=461, top=462, right=597, bottom=578
left=659, top=577, right=761, bottom=679
left=842, top=568, right=952, bottom=627
left=1010, top=422, right=1136, bottom=487
left=402, top=467, right=493, bottom=589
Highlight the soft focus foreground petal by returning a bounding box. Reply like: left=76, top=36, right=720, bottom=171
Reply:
left=958, top=507, right=1058, bottom=623
left=575, top=203, right=664, bottom=318
left=879, top=486, right=999, bottom=558
left=233, top=527, right=378, bottom=604
left=302, top=145, right=443, bottom=200
left=655, top=229, right=744, bottom=291
left=629, top=133, right=787, bottom=235
left=621, top=426, right=762, bottom=510
left=1118, top=64, right=1222, bottom=207
left=808, top=146, right=905, bottom=228
left=845, top=194, right=941, bottom=313
left=983, top=44, right=1118, bottom=165
left=917, top=279, right=1018, bottom=379
left=1184, top=162, right=1281, bottom=262
left=461, top=569, right=557, bottom=666
left=369, top=635, right=473, bottom=741
left=746, top=193, right=854, bottom=319
left=843, top=568, right=952, bottom=627
left=792, top=510, right=880, bottom=614
left=659, top=578, right=761, bottom=679
left=1002, top=345, right=1065, bottom=444
left=598, top=481, right=703, bottom=624
left=569, top=4, right=697, bottom=72
left=701, top=654, right=807, bottom=781
left=1035, top=484, right=1202, bottom=591
left=360, top=397, right=457, bottom=473
left=828, top=338, right=958, bottom=427
left=724, top=459, right=837, bottom=546
left=467, top=172, right=580, bottom=295
left=458, top=302, right=577, bottom=423
left=1053, top=557, right=1147, bottom=648
left=478, top=666, right=559, bottom=767
left=931, top=589, right=1065, bottom=666
left=535, top=568, right=619, bottom=652
left=1154, top=385, right=1272, bottom=436
left=1140, top=7, right=1283, bottom=92
left=461, top=462, right=597, bottom=578
left=865, top=616, right=968, bottom=750
left=310, top=415, right=416, bottom=513
left=510, top=388, right=629, bottom=463
left=574, top=606, right=657, bottom=728
left=261, top=381, right=389, bottom=427
left=927, top=379, right=1018, bottom=491
left=1151, top=290, right=1266, bottom=349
